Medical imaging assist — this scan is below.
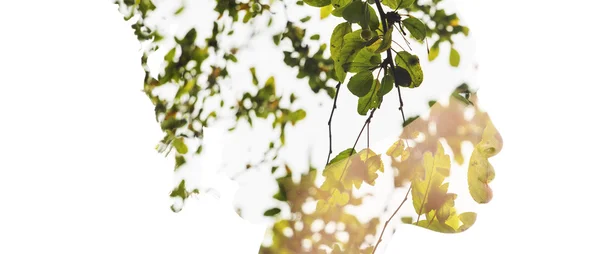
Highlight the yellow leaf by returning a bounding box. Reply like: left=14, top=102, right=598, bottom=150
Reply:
left=320, top=5, right=333, bottom=19
left=386, top=139, right=409, bottom=161
left=458, top=212, right=477, bottom=232
left=467, top=149, right=495, bottom=203
left=477, top=121, right=503, bottom=158
left=434, top=142, right=451, bottom=176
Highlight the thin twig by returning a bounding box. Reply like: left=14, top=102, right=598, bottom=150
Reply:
left=337, top=109, right=377, bottom=183
left=372, top=184, right=413, bottom=254
left=326, top=82, right=342, bottom=166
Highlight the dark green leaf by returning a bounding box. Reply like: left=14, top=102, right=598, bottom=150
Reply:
left=450, top=47, right=460, bottom=67
left=394, top=51, right=423, bottom=88
left=263, top=208, right=282, bottom=216
left=393, top=66, right=411, bottom=87
left=347, top=71, right=373, bottom=97
left=402, top=116, right=419, bottom=127
left=329, top=148, right=357, bottom=165
left=402, top=17, right=427, bottom=41
left=303, top=0, right=331, bottom=7
left=161, top=118, right=187, bottom=130
left=378, top=73, right=394, bottom=96
left=342, top=1, right=365, bottom=24
left=300, top=16, right=312, bottom=22
left=310, top=34, right=320, bottom=40
left=367, top=5, right=379, bottom=30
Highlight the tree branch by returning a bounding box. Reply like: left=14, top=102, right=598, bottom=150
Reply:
left=373, top=0, right=406, bottom=123
left=372, top=184, right=412, bottom=254
left=326, top=82, right=342, bottom=166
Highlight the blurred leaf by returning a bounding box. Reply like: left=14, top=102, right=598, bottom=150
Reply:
left=450, top=47, right=460, bottom=67
left=172, top=138, right=188, bottom=154
left=320, top=4, right=333, bottom=19
left=263, top=208, right=282, bottom=216
left=428, top=41, right=440, bottom=61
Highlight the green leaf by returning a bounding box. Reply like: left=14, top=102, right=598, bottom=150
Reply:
left=320, top=5, right=334, bottom=19
left=329, top=148, right=357, bottom=165
left=393, top=66, right=412, bottom=87
left=174, top=6, right=185, bottom=15
left=161, top=118, right=187, bottom=130
left=366, top=5, right=380, bottom=31
left=330, top=22, right=352, bottom=61
left=402, top=115, right=419, bottom=127
left=428, top=41, right=440, bottom=61
left=462, top=26, right=470, bottom=36
left=395, top=51, right=423, bottom=88
left=164, top=48, right=176, bottom=62
left=402, top=17, right=427, bottom=41
left=263, top=208, right=282, bottom=216
left=300, top=16, right=311, bottom=22
left=170, top=180, right=187, bottom=198
left=303, top=0, right=331, bottom=7
left=378, top=73, right=394, bottom=96
left=336, top=30, right=368, bottom=82
left=310, top=34, right=320, bottom=40
left=175, top=155, right=186, bottom=170
left=172, top=138, right=188, bottom=154
left=331, top=0, right=352, bottom=17
left=381, top=0, right=415, bottom=10
left=357, top=79, right=381, bottom=115
left=342, top=1, right=365, bottom=24
left=289, top=109, right=306, bottom=125
left=347, top=71, right=373, bottom=97
left=343, top=48, right=381, bottom=73
left=401, top=216, right=413, bottom=224
left=450, top=47, right=460, bottom=67
left=368, top=26, right=392, bottom=54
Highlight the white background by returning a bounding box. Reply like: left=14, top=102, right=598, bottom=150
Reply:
left=1, top=0, right=600, bottom=253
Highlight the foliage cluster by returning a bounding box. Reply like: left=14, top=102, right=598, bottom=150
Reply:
left=114, top=0, right=501, bottom=252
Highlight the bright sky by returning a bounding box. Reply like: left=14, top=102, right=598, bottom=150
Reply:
left=1, top=0, right=600, bottom=253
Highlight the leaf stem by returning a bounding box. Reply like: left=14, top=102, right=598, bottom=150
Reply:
left=373, top=0, right=406, bottom=123
left=372, top=184, right=413, bottom=254
left=326, top=82, right=342, bottom=166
